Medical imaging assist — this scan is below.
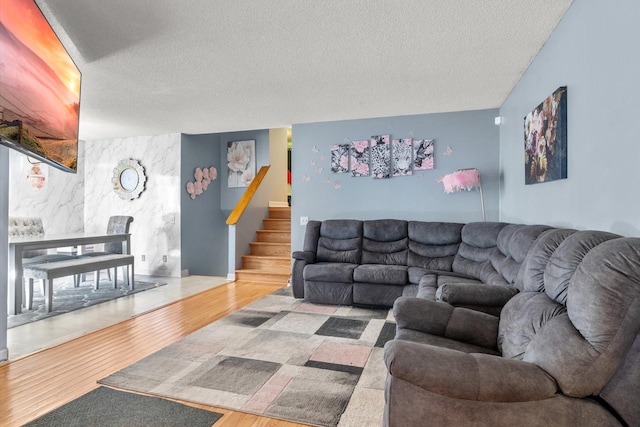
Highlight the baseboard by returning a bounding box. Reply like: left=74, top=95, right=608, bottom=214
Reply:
left=227, top=273, right=236, bottom=281
left=0, top=348, right=8, bottom=362
left=180, top=269, right=189, bottom=277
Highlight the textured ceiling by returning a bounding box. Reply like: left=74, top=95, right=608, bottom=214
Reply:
left=37, top=0, right=573, bottom=141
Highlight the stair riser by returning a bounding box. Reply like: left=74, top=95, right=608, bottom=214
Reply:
left=268, top=207, right=291, bottom=220
left=250, top=243, right=291, bottom=257
left=257, top=231, right=290, bottom=243
left=235, top=270, right=290, bottom=284
left=263, top=219, right=291, bottom=231
left=243, top=256, right=291, bottom=270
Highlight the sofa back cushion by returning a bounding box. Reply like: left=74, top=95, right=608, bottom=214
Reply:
left=452, top=222, right=510, bottom=285
left=407, top=221, right=463, bottom=271
left=499, top=237, right=640, bottom=403
left=493, top=224, right=553, bottom=289
left=316, top=220, right=363, bottom=264
left=520, top=228, right=577, bottom=292
left=543, top=230, right=620, bottom=304
left=362, top=219, right=408, bottom=265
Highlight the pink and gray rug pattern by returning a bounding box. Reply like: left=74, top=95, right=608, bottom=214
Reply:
left=100, top=287, right=395, bottom=427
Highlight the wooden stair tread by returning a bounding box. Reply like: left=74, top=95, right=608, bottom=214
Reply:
left=250, top=241, right=290, bottom=246
left=238, top=205, right=291, bottom=283
left=242, top=255, right=290, bottom=260
left=236, top=268, right=290, bottom=273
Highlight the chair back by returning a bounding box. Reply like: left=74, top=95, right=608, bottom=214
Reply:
left=104, top=216, right=134, bottom=254
left=9, top=217, right=47, bottom=257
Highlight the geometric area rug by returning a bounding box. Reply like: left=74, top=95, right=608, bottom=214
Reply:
left=100, top=287, right=396, bottom=427
left=7, top=278, right=167, bottom=329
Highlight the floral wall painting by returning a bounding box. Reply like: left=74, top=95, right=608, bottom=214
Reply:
left=392, top=138, right=413, bottom=176
left=227, top=139, right=256, bottom=188
left=350, top=139, right=370, bottom=177
left=413, top=139, right=434, bottom=170
left=186, top=166, right=217, bottom=199
left=370, top=134, right=391, bottom=179
left=331, top=144, right=350, bottom=173
left=524, top=86, right=567, bottom=185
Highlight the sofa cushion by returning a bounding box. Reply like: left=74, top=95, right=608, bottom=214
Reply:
left=362, top=219, right=408, bottom=265
left=354, top=264, right=408, bottom=285
left=521, top=228, right=577, bottom=292
left=543, top=230, right=620, bottom=304
left=316, top=219, right=363, bottom=264
left=395, top=328, right=500, bottom=355
left=407, top=221, right=463, bottom=271
left=452, top=222, right=510, bottom=285
left=303, top=263, right=357, bottom=283
left=490, top=224, right=553, bottom=288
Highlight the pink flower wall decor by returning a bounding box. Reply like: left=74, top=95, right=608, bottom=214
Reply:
left=186, top=165, right=218, bottom=200
left=227, top=140, right=256, bottom=188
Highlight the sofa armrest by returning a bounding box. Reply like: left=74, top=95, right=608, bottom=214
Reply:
left=384, top=340, right=558, bottom=402
left=292, top=250, right=315, bottom=263
left=290, top=258, right=309, bottom=299
left=393, top=297, right=499, bottom=349
left=438, top=283, right=519, bottom=307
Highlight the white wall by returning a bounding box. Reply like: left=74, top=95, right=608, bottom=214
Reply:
left=499, top=0, right=640, bottom=237
left=84, top=133, right=182, bottom=276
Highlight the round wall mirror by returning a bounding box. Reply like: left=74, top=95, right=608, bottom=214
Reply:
left=112, top=158, right=146, bottom=200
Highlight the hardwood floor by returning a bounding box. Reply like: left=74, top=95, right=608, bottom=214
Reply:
left=0, top=280, right=309, bottom=427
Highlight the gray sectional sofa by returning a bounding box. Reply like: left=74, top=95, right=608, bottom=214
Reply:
left=292, top=219, right=551, bottom=314
left=292, top=219, right=640, bottom=426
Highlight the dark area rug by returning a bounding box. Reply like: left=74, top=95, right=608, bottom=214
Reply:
left=25, top=386, right=222, bottom=427
left=100, top=287, right=394, bottom=427
left=8, top=278, right=166, bottom=329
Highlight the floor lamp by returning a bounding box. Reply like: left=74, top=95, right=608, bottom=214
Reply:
left=440, top=168, right=486, bottom=221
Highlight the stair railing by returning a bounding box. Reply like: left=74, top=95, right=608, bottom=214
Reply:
left=225, top=165, right=270, bottom=280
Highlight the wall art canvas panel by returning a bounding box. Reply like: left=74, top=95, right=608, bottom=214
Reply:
left=227, top=139, right=256, bottom=188
left=413, top=139, right=434, bottom=170
left=392, top=138, right=413, bottom=176
left=330, top=144, right=350, bottom=173
left=524, top=86, right=567, bottom=185
left=350, top=140, right=370, bottom=177
left=370, top=134, right=391, bottom=179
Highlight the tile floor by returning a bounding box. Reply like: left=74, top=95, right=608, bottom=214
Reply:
left=6, top=275, right=230, bottom=360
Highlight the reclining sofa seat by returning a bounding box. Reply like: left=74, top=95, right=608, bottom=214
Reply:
left=292, top=219, right=551, bottom=312
left=384, top=229, right=640, bottom=426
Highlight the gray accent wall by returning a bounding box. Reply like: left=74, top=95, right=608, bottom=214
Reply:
left=180, top=133, right=228, bottom=276
left=499, top=0, right=640, bottom=237
left=291, top=109, right=500, bottom=251
left=220, top=129, right=271, bottom=212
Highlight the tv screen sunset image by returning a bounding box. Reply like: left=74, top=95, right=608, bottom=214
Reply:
left=0, top=0, right=81, bottom=171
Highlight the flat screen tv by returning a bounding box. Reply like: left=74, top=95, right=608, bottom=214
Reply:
left=0, top=0, right=81, bottom=173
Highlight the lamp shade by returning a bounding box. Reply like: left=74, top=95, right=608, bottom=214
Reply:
left=440, top=168, right=481, bottom=193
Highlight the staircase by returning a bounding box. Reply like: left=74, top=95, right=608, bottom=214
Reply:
left=235, top=206, right=291, bottom=284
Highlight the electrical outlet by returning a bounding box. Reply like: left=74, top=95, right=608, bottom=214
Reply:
left=300, top=216, right=309, bottom=226
left=141, top=254, right=146, bottom=261
left=162, top=255, right=167, bottom=262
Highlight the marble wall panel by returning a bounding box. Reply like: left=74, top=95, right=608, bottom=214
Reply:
left=8, top=146, right=85, bottom=234
left=83, top=133, right=182, bottom=277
